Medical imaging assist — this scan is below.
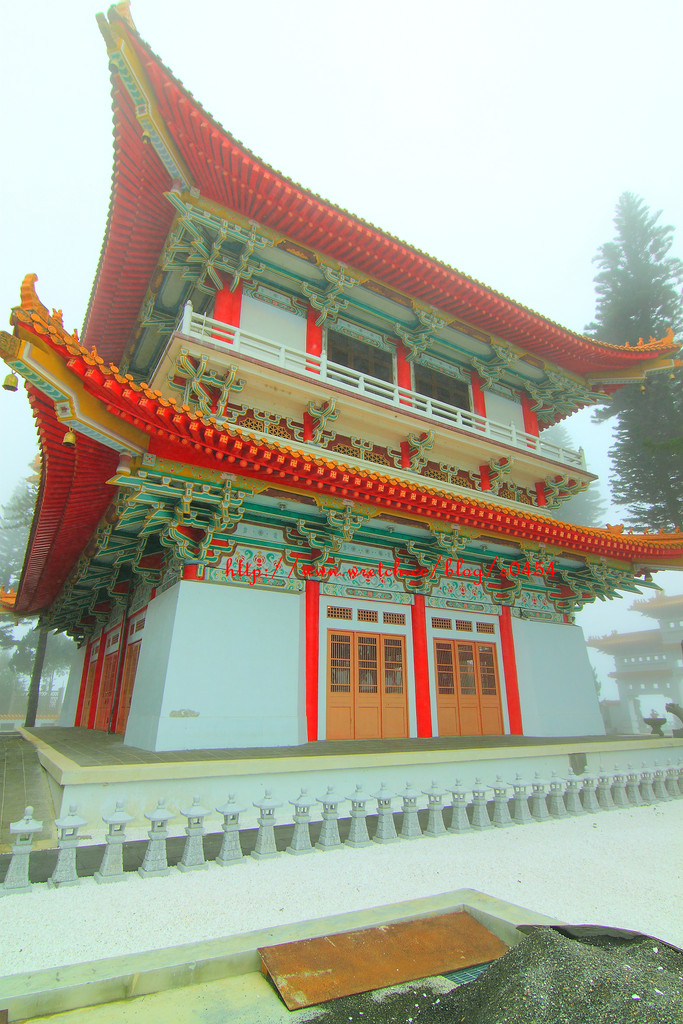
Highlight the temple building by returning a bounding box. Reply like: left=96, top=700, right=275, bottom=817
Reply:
left=590, top=593, right=683, bottom=734
left=2, top=3, right=682, bottom=753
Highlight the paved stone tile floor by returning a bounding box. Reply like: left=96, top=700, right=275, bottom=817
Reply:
left=0, top=734, right=57, bottom=850
left=21, top=725, right=655, bottom=767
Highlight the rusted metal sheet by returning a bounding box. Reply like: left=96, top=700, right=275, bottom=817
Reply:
left=259, top=910, right=508, bottom=1010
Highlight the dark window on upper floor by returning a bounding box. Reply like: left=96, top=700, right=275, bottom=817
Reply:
left=414, top=364, right=470, bottom=411
left=327, top=330, right=394, bottom=383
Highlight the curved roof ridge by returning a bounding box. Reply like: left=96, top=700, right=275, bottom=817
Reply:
left=95, top=6, right=680, bottom=372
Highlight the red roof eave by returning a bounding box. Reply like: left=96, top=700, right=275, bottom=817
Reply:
left=82, top=7, right=681, bottom=377
left=15, top=388, right=121, bottom=614
left=15, top=292, right=682, bottom=575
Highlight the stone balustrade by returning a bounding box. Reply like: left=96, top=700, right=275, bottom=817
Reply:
left=1, top=760, right=681, bottom=895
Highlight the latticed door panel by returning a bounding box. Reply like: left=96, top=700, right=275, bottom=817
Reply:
left=433, top=639, right=504, bottom=737
left=114, top=642, right=141, bottom=736
left=326, top=629, right=408, bottom=740
left=457, top=643, right=482, bottom=735
left=93, top=652, right=119, bottom=731
left=380, top=636, right=407, bottom=738
left=477, top=644, right=503, bottom=734
left=327, top=632, right=354, bottom=740
left=355, top=634, right=381, bottom=739
left=79, top=655, right=98, bottom=727
left=435, top=640, right=458, bottom=736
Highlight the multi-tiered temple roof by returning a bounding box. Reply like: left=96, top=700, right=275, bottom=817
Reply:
left=2, top=1, right=682, bottom=630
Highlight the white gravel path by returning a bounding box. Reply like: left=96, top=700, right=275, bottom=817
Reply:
left=1, top=802, right=681, bottom=977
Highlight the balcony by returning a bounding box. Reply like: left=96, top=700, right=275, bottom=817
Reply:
left=175, top=305, right=587, bottom=471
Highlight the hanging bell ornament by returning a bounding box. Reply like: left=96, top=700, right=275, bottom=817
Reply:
left=2, top=372, right=18, bottom=392
left=62, top=429, right=76, bottom=446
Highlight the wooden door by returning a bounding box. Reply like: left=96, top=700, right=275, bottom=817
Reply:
left=326, top=631, right=408, bottom=740
left=114, top=641, right=141, bottom=736
left=79, top=654, right=98, bottom=727
left=381, top=636, right=408, bottom=738
left=434, top=640, right=459, bottom=736
left=434, top=640, right=503, bottom=737
left=327, top=632, right=354, bottom=740
left=456, top=642, right=482, bottom=735
left=476, top=643, right=504, bottom=734
left=93, top=652, right=118, bottom=731
left=355, top=634, right=381, bottom=738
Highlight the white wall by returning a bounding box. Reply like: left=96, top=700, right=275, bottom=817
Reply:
left=512, top=617, right=605, bottom=737
left=485, top=392, right=525, bottom=432
left=124, top=585, right=181, bottom=750
left=57, top=645, right=85, bottom=726
left=239, top=294, right=306, bottom=351
left=135, top=580, right=306, bottom=751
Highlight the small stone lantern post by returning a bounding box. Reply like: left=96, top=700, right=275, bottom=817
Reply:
left=470, top=779, right=492, bottom=829
left=372, top=784, right=398, bottom=844
left=563, top=769, right=584, bottom=815
left=447, top=780, right=471, bottom=833
left=287, top=789, right=316, bottom=855
left=94, top=801, right=134, bottom=884
left=580, top=772, right=600, bottom=813
left=624, top=765, right=643, bottom=806
left=399, top=783, right=422, bottom=840
left=252, top=789, right=282, bottom=860
left=48, top=805, right=87, bottom=888
left=639, top=764, right=656, bottom=805
left=345, top=784, right=372, bottom=848
left=665, top=762, right=682, bottom=799
left=611, top=766, right=629, bottom=809
left=216, top=794, right=246, bottom=865
left=652, top=762, right=671, bottom=802
left=491, top=776, right=513, bottom=828
left=178, top=796, right=210, bottom=871
left=529, top=774, right=550, bottom=821
left=547, top=772, right=568, bottom=818
left=595, top=766, right=616, bottom=810
left=139, top=799, right=174, bottom=878
left=510, top=774, right=532, bottom=825
left=1, top=806, right=42, bottom=895
left=422, top=780, right=448, bottom=837
left=673, top=761, right=683, bottom=797
left=315, top=787, right=344, bottom=850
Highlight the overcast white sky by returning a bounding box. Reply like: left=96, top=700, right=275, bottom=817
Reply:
left=1, top=0, right=681, bottom=697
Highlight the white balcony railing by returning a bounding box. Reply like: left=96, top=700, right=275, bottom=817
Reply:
left=178, top=305, right=586, bottom=470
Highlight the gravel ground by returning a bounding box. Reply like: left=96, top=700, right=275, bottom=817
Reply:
left=0, top=802, right=681, bottom=978
left=313, top=930, right=683, bottom=1024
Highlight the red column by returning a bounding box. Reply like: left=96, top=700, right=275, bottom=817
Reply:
left=86, top=629, right=108, bottom=729
left=479, top=464, right=491, bottom=490
left=213, top=280, right=243, bottom=330
left=306, top=305, right=323, bottom=372
left=410, top=594, right=432, bottom=737
left=395, top=340, right=412, bottom=404
left=499, top=606, right=523, bottom=734
left=74, top=640, right=92, bottom=727
left=535, top=481, right=547, bottom=506
left=470, top=371, right=486, bottom=417
left=305, top=580, right=320, bottom=741
left=520, top=392, right=539, bottom=436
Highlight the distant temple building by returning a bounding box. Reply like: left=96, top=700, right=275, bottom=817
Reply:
left=591, top=593, right=683, bottom=734
left=1, top=3, right=682, bottom=752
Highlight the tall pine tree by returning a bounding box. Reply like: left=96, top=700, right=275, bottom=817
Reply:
left=587, top=193, right=683, bottom=530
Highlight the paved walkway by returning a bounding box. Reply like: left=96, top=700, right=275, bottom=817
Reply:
left=20, top=725, right=656, bottom=767
left=0, top=733, right=57, bottom=851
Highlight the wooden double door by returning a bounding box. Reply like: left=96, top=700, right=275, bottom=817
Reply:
left=434, top=639, right=503, bottom=736
left=327, top=630, right=408, bottom=740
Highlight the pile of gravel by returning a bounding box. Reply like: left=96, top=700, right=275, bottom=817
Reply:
left=313, top=927, right=683, bottom=1023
